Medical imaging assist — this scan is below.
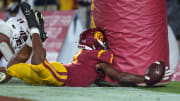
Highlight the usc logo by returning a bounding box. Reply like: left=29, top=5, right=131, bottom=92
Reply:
left=94, top=31, right=104, bottom=42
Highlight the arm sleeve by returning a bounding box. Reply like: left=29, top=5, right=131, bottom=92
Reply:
left=97, top=50, right=113, bottom=64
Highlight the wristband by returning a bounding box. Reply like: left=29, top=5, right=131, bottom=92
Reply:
left=30, top=28, right=40, bottom=35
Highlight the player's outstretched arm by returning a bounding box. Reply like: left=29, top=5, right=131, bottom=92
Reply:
left=21, top=2, right=47, bottom=42
left=20, top=2, right=46, bottom=65
left=31, top=32, right=46, bottom=65
left=96, top=63, right=144, bottom=85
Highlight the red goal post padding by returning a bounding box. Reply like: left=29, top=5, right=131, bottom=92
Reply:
left=92, top=0, right=169, bottom=82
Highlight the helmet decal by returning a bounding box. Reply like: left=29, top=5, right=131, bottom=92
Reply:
left=94, top=31, right=104, bottom=42
left=78, top=28, right=106, bottom=50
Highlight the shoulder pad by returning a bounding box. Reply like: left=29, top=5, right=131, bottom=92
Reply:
left=0, top=20, right=13, bottom=38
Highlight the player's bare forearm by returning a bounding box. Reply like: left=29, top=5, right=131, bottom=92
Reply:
left=31, top=34, right=46, bottom=65
left=7, top=44, right=32, bottom=68
left=21, top=2, right=47, bottom=65
left=96, top=63, right=144, bottom=83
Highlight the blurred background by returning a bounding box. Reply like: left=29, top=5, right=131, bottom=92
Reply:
left=0, top=0, right=92, bottom=28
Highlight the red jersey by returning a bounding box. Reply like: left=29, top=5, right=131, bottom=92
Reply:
left=64, top=49, right=113, bottom=87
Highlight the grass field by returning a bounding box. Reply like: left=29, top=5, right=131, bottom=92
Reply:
left=0, top=78, right=180, bottom=101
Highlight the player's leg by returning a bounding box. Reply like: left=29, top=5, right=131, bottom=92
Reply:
left=7, top=63, right=42, bottom=85
left=30, top=61, right=68, bottom=86
left=29, top=34, right=67, bottom=86
left=64, top=65, right=99, bottom=87
left=5, top=43, right=42, bottom=85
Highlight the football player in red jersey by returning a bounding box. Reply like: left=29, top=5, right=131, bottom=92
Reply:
left=1, top=2, right=167, bottom=87
left=5, top=24, right=114, bottom=86
left=0, top=2, right=113, bottom=86
left=3, top=1, right=148, bottom=86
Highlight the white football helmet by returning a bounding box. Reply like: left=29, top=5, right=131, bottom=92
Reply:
left=6, top=17, right=30, bottom=50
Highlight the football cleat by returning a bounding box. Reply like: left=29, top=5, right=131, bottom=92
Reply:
left=78, top=28, right=106, bottom=50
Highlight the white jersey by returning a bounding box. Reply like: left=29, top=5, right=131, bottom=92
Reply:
left=0, top=19, right=12, bottom=38
left=0, top=20, right=14, bottom=62
left=0, top=41, right=14, bottom=62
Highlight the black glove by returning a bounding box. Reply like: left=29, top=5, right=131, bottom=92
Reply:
left=20, top=2, right=39, bottom=28
left=21, top=2, right=47, bottom=42
left=34, top=10, right=48, bottom=42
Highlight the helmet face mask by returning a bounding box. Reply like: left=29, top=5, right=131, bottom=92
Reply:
left=6, top=17, right=30, bottom=50
left=78, top=28, right=106, bottom=50
left=13, top=31, right=28, bottom=48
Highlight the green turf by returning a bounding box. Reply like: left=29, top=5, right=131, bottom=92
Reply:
left=137, top=81, right=180, bottom=94
left=0, top=78, right=180, bottom=101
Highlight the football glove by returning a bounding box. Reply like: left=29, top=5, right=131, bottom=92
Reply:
left=34, top=10, right=47, bottom=42
left=153, top=66, right=173, bottom=86
left=144, top=61, right=166, bottom=87
left=21, top=2, right=47, bottom=42
left=20, top=2, right=39, bottom=28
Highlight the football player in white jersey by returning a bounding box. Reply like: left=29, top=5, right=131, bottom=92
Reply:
left=0, top=7, right=47, bottom=83
left=0, top=17, right=33, bottom=82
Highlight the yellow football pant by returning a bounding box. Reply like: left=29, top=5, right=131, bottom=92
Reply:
left=7, top=60, right=68, bottom=86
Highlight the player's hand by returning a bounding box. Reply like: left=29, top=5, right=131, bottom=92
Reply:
left=34, top=10, right=47, bottom=42
left=144, top=61, right=166, bottom=86
left=20, top=2, right=39, bottom=28
left=21, top=2, right=47, bottom=42
left=161, top=66, right=173, bottom=81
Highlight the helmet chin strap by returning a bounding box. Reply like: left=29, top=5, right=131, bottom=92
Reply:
left=97, top=39, right=105, bottom=48
left=78, top=44, right=93, bottom=50
left=92, top=45, right=96, bottom=50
